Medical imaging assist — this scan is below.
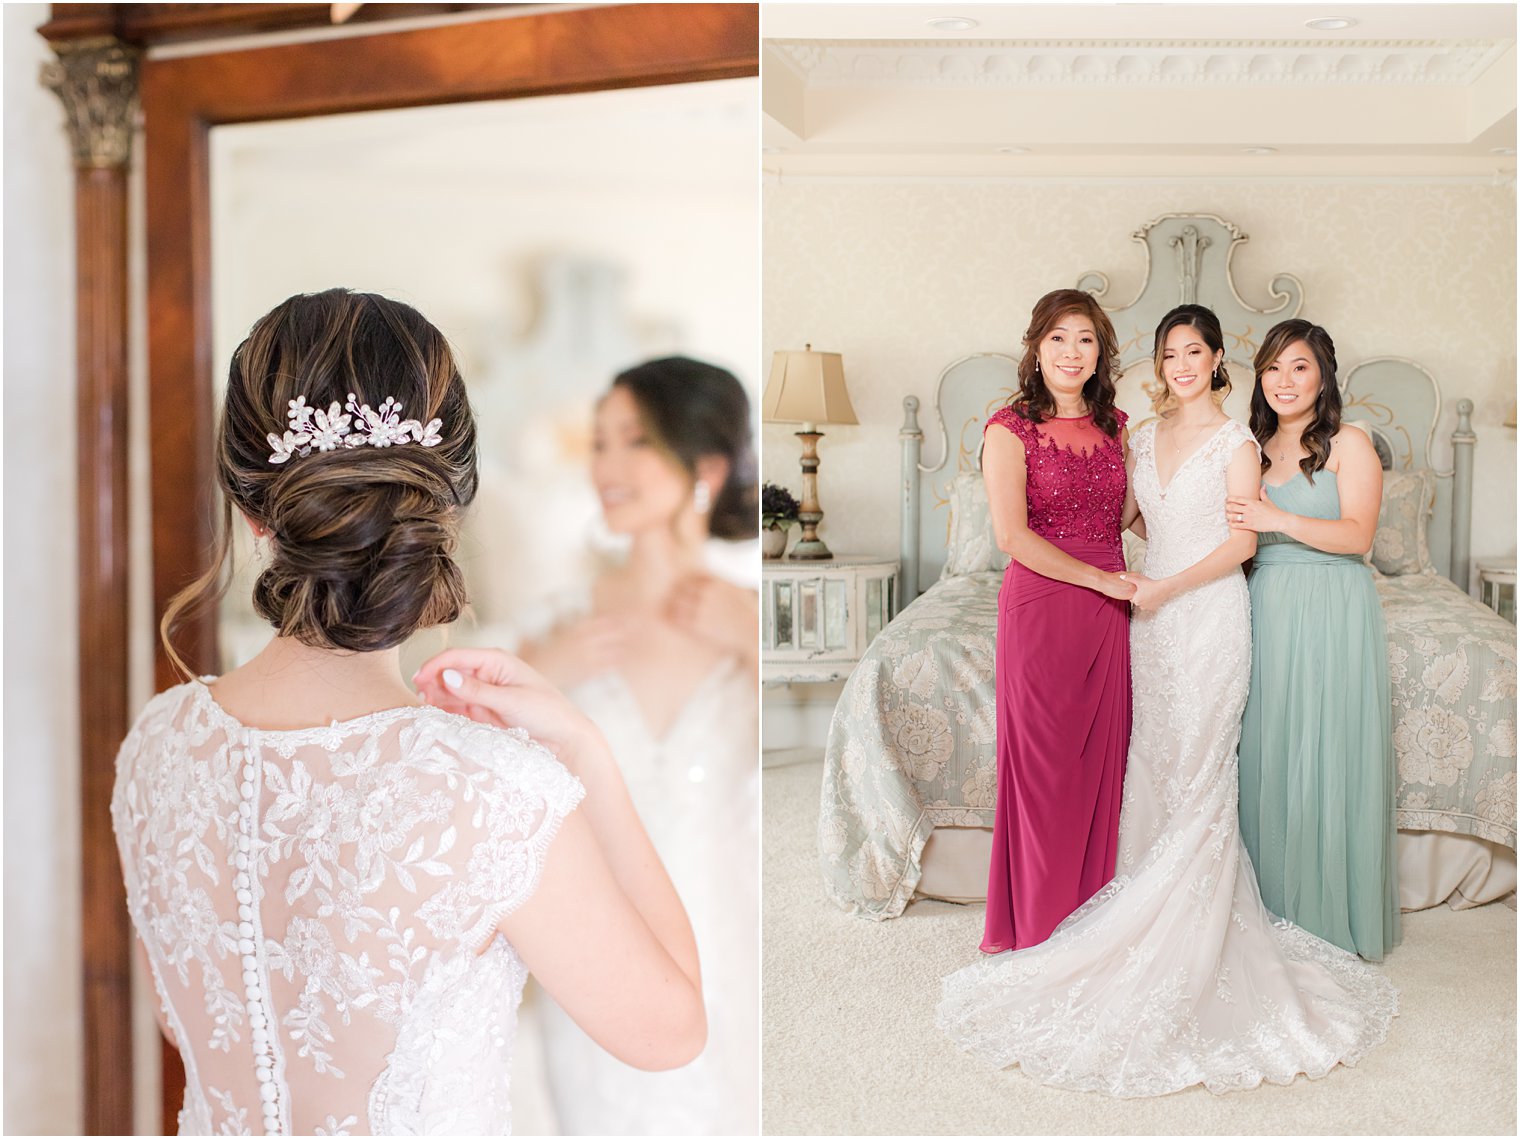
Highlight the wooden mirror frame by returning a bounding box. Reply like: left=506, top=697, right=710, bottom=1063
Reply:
left=44, top=5, right=757, bottom=1132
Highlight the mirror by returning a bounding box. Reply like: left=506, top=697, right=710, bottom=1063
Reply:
left=209, top=78, right=761, bottom=678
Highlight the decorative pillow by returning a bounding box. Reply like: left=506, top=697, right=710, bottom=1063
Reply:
left=942, top=472, right=1010, bottom=577
left=1371, top=467, right=1436, bottom=576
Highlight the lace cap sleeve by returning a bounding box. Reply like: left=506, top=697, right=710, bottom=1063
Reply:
left=985, top=404, right=1034, bottom=447
left=1217, top=418, right=1260, bottom=463
left=446, top=721, right=586, bottom=952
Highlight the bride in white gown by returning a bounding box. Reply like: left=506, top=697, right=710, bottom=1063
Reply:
left=521, top=358, right=760, bottom=1135
left=937, top=305, right=1396, bottom=1096
left=113, top=291, right=706, bottom=1135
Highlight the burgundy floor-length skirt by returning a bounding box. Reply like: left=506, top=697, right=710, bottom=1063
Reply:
left=981, top=537, right=1131, bottom=954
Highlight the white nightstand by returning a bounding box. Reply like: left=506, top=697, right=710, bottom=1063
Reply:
left=1472, top=558, right=1517, bottom=624
left=761, top=554, right=899, bottom=684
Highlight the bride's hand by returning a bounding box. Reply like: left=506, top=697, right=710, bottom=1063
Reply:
left=1120, top=573, right=1174, bottom=611
left=1097, top=571, right=1138, bottom=601
left=413, top=648, right=602, bottom=766
left=521, top=617, right=631, bottom=689
left=667, top=574, right=759, bottom=663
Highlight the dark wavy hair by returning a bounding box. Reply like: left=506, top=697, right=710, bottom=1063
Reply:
left=1249, top=318, right=1341, bottom=484
left=1151, top=304, right=1230, bottom=413
left=1010, top=288, right=1123, bottom=437
left=611, top=356, right=758, bottom=541
left=162, top=288, right=478, bottom=674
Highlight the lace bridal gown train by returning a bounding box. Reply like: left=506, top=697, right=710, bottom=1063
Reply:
left=937, top=420, right=1397, bottom=1097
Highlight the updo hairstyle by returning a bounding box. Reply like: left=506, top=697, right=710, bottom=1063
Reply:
left=1149, top=303, right=1231, bottom=414
left=611, top=356, right=758, bottom=541
left=162, top=288, right=478, bottom=672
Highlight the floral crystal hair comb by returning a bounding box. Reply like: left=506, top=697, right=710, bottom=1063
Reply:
left=267, top=394, right=443, bottom=465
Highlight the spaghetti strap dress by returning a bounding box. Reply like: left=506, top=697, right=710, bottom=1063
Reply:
left=980, top=405, right=1131, bottom=953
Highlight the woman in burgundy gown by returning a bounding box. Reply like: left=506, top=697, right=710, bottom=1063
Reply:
left=980, top=288, right=1138, bottom=953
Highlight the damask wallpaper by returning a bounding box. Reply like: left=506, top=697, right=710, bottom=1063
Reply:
left=761, top=181, right=1516, bottom=566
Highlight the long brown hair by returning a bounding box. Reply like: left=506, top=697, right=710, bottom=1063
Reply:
left=161, top=288, right=479, bottom=676
left=1010, top=288, right=1123, bottom=437
left=1249, top=318, right=1341, bottom=484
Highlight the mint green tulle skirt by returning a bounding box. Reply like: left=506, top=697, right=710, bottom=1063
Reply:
left=1239, top=543, right=1401, bottom=961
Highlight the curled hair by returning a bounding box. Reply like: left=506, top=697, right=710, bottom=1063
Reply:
left=1249, top=318, right=1342, bottom=484
left=161, top=288, right=479, bottom=674
left=611, top=356, right=757, bottom=541
left=1150, top=303, right=1230, bottom=414
left=1009, top=288, right=1123, bottom=437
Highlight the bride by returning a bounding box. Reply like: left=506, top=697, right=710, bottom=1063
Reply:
left=113, top=290, right=705, bottom=1135
left=518, top=357, right=760, bottom=1135
left=937, top=303, right=1396, bottom=1096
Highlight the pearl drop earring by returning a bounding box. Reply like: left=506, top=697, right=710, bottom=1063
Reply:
left=693, top=481, right=712, bottom=515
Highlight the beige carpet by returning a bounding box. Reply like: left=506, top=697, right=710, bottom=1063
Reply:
left=763, top=758, right=1517, bottom=1136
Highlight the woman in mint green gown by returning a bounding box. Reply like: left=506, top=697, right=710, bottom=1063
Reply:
left=1227, top=319, right=1400, bottom=961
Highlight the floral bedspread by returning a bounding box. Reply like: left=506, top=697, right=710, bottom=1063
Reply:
left=1377, top=573, right=1516, bottom=847
left=819, top=570, right=1517, bottom=920
left=818, top=573, right=1000, bottom=919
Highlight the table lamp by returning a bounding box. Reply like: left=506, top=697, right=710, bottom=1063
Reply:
left=763, top=344, right=858, bottom=560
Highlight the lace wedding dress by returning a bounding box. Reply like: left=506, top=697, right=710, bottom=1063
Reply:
left=937, top=419, right=1398, bottom=1096
left=112, top=680, right=583, bottom=1135
left=540, top=657, right=760, bottom=1134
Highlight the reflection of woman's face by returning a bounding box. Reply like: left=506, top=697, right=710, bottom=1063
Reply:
left=591, top=385, right=690, bottom=535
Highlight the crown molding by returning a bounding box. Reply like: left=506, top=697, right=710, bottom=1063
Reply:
left=769, top=38, right=1513, bottom=88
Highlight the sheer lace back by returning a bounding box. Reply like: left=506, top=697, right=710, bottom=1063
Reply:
left=985, top=405, right=1129, bottom=545
left=112, top=681, right=583, bottom=1135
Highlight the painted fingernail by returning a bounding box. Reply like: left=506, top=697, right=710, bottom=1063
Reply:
left=442, top=668, right=464, bottom=691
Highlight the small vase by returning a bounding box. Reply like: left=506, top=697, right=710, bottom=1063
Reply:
left=762, top=525, right=788, bottom=559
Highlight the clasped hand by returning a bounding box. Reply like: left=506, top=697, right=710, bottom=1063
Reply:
left=1226, top=486, right=1284, bottom=533
left=1115, top=572, right=1173, bottom=611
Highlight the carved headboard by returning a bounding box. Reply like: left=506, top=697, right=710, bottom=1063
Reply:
left=898, top=213, right=1476, bottom=598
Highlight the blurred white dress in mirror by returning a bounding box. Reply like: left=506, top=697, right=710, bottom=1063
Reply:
left=504, top=361, right=761, bottom=1135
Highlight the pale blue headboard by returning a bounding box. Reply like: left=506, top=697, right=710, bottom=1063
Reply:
left=898, top=213, right=1476, bottom=599
left=1343, top=356, right=1475, bottom=584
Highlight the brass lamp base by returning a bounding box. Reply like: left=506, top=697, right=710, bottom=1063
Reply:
left=787, top=427, right=834, bottom=560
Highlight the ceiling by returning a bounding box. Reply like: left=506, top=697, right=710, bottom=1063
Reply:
left=761, top=3, right=1518, bottom=178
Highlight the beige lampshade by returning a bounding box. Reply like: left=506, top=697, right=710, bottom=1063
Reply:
left=763, top=345, right=859, bottom=426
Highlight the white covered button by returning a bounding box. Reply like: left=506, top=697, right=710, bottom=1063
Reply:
left=259, top=1081, right=278, bottom=1103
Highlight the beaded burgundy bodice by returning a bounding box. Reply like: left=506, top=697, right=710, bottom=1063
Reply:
left=985, top=405, right=1128, bottom=547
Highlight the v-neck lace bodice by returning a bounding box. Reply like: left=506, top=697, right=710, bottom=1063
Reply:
left=112, top=680, right=583, bottom=1135
left=1132, top=418, right=1255, bottom=578
left=541, top=639, right=758, bottom=1133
